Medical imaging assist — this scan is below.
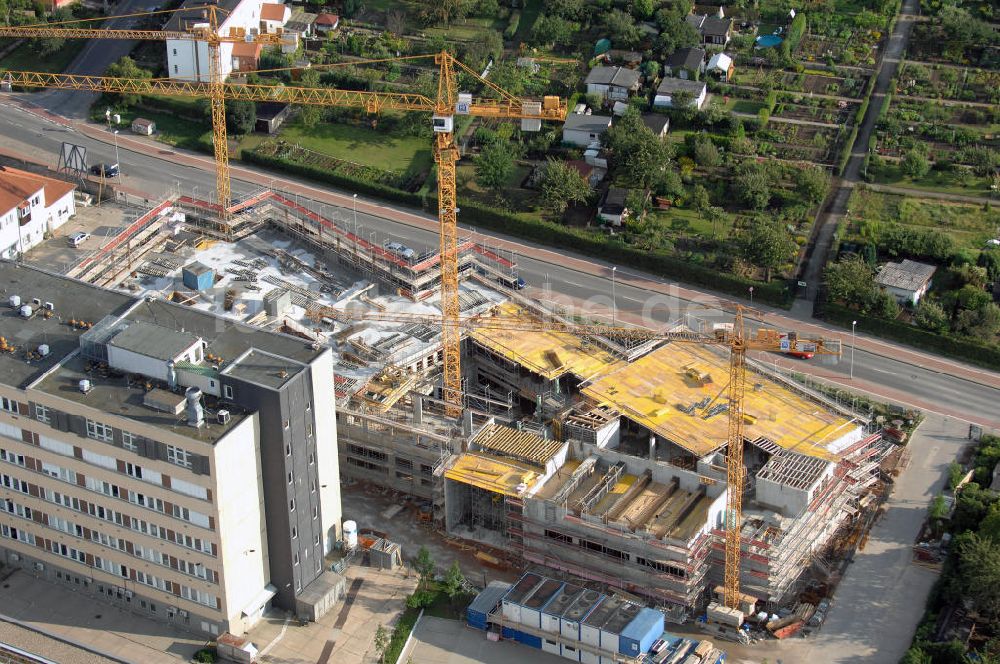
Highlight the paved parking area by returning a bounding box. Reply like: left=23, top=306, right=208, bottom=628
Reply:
left=248, top=564, right=417, bottom=664
left=406, top=616, right=565, bottom=664
left=24, top=202, right=128, bottom=274
left=0, top=569, right=206, bottom=663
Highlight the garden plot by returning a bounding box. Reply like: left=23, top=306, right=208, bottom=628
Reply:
left=773, top=98, right=858, bottom=124
left=779, top=70, right=870, bottom=98
left=897, top=62, right=1000, bottom=104
left=752, top=124, right=845, bottom=163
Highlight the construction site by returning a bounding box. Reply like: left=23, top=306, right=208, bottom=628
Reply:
left=45, top=187, right=896, bottom=629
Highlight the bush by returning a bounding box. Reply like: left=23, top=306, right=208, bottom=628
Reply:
left=193, top=649, right=218, bottom=664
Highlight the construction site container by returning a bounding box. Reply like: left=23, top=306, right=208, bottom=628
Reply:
left=514, top=630, right=542, bottom=648
left=619, top=607, right=664, bottom=657
left=467, top=582, right=512, bottom=631
left=542, top=636, right=561, bottom=655
left=520, top=579, right=564, bottom=629
left=561, top=643, right=582, bottom=662
left=707, top=603, right=744, bottom=628
left=181, top=261, right=214, bottom=291
left=503, top=573, right=542, bottom=626
left=580, top=650, right=600, bottom=664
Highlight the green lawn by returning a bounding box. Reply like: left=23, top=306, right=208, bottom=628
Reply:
left=648, top=206, right=736, bottom=239
left=0, top=39, right=87, bottom=75
left=250, top=119, right=434, bottom=177
left=871, top=162, right=996, bottom=197
left=457, top=162, right=537, bottom=209
left=730, top=99, right=767, bottom=114
left=101, top=106, right=213, bottom=151
left=846, top=188, right=1000, bottom=253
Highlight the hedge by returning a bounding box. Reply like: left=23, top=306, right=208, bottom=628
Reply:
left=836, top=126, right=859, bottom=175
left=242, top=150, right=423, bottom=207
left=820, top=302, right=1000, bottom=371
left=429, top=198, right=794, bottom=307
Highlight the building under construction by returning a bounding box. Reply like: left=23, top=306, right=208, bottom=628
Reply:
left=48, top=192, right=891, bottom=616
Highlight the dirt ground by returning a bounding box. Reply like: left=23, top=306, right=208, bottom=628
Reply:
left=340, top=481, right=523, bottom=590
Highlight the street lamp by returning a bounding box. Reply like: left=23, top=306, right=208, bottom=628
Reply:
left=748, top=286, right=754, bottom=306
left=851, top=320, right=857, bottom=380
left=352, top=193, right=358, bottom=240
left=112, top=130, right=121, bottom=179
left=611, top=266, right=618, bottom=326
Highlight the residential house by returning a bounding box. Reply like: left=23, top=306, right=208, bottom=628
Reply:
left=314, top=13, right=339, bottom=34
left=131, top=118, right=156, bottom=136
left=707, top=52, right=735, bottom=81
left=260, top=2, right=290, bottom=33
left=641, top=114, right=670, bottom=138
left=598, top=187, right=630, bottom=226
left=285, top=9, right=317, bottom=39
left=562, top=114, right=613, bottom=147
left=664, top=47, right=706, bottom=80
left=231, top=42, right=263, bottom=74
left=876, top=259, right=937, bottom=305
left=255, top=103, right=292, bottom=134
left=686, top=12, right=733, bottom=46
left=0, top=166, right=75, bottom=258
left=166, top=0, right=267, bottom=82
left=653, top=78, right=707, bottom=109
left=584, top=66, right=642, bottom=102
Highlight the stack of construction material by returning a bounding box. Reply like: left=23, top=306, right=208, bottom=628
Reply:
left=766, top=602, right=816, bottom=639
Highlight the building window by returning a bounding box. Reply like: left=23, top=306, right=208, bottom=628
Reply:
left=310, top=480, right=316, bottom=494
left=125, top=463, right=143, bottom=479
left=291, top=526, right=297, bottom=539
left=166, top=445, right=192, bottom=469
left=289, top=499, right=295, bottom=512
left=86, top=419, right=113, bottom=442
left=308, top=453, right=314, bottom=465
left=223, top=385, right=233, bottom=400
left=0, top=397, right=18, bottom=414
left=34, top=404, right=50, bottom=423
left=173, top=65, right=178, bottom=74
left=121, top=431, right=137, bottom=453
left=287, top=472, right=293, bottom=485
left=312, top=506, right=318, bottom=520
left=285, top=443, right=291, bottom=457
left=293, top=553, right=299, bottom=566
left=172, top=48, right=177, bottom=56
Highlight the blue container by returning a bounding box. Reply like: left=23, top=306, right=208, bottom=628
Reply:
left=514, top=631, right=542, bottom=648
left=618, top=608, right=664, bottom=657
left=502, top=627, right=515, bottom=640
left=755, top=34, right=783, bottom=49
left=181, top=261, right=214, bottom=291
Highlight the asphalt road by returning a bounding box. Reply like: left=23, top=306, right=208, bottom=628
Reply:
left=34, top=0, right=165, bottom=119
left=1, top=100, right=999, bottom=429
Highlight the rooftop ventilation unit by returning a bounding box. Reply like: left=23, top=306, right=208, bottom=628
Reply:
left=79, top=379, right=92, bottom=394
left=8, top=295, right=20, bottom=308
left=186, top=386, right=205, bottom=428
left=19, top=305, right=32, bottom=319
left=217, top=410, right=231, bottom=425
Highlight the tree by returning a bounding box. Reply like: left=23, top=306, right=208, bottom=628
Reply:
left=386, top=8, right=407, bottom=34
left=948, top=461, right=966, bottom=490
left=105, top=57, right=153, bottom=107
left=795, top=165, right=831, bottom=206
left=955, top=302, right=1000, bottom=338
left=297, top=69, right=323, bottom=129
left=690, top=184, right=710, bottom=212
left=539, top=159, right=590, bottom=216
left=704, top=205, right=728, bottom=239
left=693, top=138, right=721, bottom=168
left=226, top=100, right=256, bottom=135
left=901, top=146, right=931, bottom=178
left=531, top=15, right=576, bottom=47
left=631, top=0, right=654, bottom=19
left=605, top=9, right=640, bottom=47
left=463, top=29, right=503, bottom=69
left=914, top=299, right=948, bottom=333
left=899, top=647, right=932, bottom=664
left=475, top=140, right=516, bottom=201
left=956, top=532, right=1000, bottom=621
left=734, top=164, right=772, bottom=211
left=602, top=109, right=674, bottom=191
left=420, top=0, right=472, bottom=26
left=978, top=250, right=1000, bottom=283
left=871, top=289, right=901, bottom=319
left=824, top=255, right=876, bottom=307
left=740, top=218, right=796, bottom=281
left=413, top=546, right=435, bottom=589
left=545, top=0, right=585, bottom=19
left=441, top=561, right=466, bottom=600
left=373, top=624, right=390, bottom=664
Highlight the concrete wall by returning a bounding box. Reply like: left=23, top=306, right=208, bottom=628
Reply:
left=310, top=349, right=341, bottom=554
left=755, top=461, right=834, bottom=517
left=212, top=414, right=270, bottom=634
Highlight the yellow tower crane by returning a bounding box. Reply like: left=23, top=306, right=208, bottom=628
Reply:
left=0, top=5, right=288, bottom=216
left=305, top=305, right=841, bottom=611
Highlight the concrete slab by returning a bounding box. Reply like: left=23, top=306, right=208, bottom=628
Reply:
left=24, top=202, right=128, bottom=273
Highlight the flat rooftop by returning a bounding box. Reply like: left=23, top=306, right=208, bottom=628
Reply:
left=472, top=422, right=564, bottom=467
left=109, top=321, right=199, bottom=360
left=444, top=452, right=543, bottom=498
left=582, top=343, right=857, bottom=461
left=37, top=354, right=248, bottom=444
left=469, top=302, right=622, bottom=381
left=0, top=262, right=135, bottom=389
left=222, top=348, right=308, bottom=390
